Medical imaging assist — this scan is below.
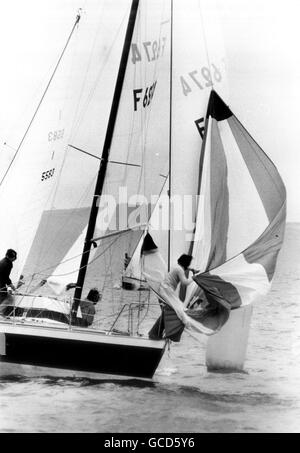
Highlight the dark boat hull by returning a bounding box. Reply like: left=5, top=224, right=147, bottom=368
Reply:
left=0, top=321, right=166, bottom=379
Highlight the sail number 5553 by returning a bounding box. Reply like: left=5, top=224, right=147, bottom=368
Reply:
left=41, top=168, right=55, bottom=181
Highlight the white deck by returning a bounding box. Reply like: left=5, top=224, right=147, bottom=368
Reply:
left=0, top=318, right=165, bottom=349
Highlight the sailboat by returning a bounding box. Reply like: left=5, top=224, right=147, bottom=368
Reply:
left=0, top=0, right=285, bottom=379
left=0, top=0, right=172, bottom=379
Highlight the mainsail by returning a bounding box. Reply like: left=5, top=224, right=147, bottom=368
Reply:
left=125, top=0, right=229, bottom=281
left=70, top=0, right=171, bottom=307
left=168, top=0, right=228, bottom=263
left=31, top=0, right=171, bottom=299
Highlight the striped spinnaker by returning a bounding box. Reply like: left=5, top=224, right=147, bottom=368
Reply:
left=192, top=90, right=286, bottom=309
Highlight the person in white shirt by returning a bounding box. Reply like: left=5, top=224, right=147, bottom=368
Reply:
left=159, top=254, right=196, bottom=327
left=163, top=254, right=196, bottom=291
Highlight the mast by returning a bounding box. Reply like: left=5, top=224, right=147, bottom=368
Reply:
left=72, top=0, right=140, bottom=314
left=178, top=93, right=211, bottom=302
left=167, top=0, right=173, bottom=271
left=186, top=96, right=211, bottom=257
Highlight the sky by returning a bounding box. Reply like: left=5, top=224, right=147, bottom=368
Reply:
left=216, top=0, right=300, bottom=222
left=0, top=0, right=299, bottom=221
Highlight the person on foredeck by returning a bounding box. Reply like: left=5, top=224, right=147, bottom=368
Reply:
left=163, top=254, right=196, bottom=292
left=148, top=254, right=197, bottom=340
left=0, top=249, right=17, bottom=304
left=78, top=287, right=102, bottom=327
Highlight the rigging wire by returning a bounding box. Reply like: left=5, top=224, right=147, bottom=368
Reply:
left=73, top=0, right=141, bottom=308
left=5, top=9, right=87, bottom=279
left=33, top=171, right=97, bottom=279
left=32, top=3, right=108, bottom=268
left=15, top=235, right=121, bottom=312
left=9, top=3, right=170, bottom=328
left=0, top=11, right=81, bottom=188
left=108, top=241, right=115, bottom=306
left=168, top=0, right=173, bottom=271
left=23, top=4, right=123, bottom=273
left=68, top=4, right=129, bottom=139
left=198, top=0, right=214, bottom=90
left=32, top=233, right=121, bottom=279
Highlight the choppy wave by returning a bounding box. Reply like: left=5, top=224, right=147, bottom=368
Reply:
left=0, top=224, right=300, bottom=433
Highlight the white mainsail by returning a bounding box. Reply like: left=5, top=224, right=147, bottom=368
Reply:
left=45, top=0, right=171, bottom=296
left=95, top=0, right=170, bottom=228
left=0, top=13, right=83, bottom=283
left=42, top=1, right=134, bottom=294
left=169, top=0, right=228, bottom=262
left=0, top=1, right=135, bottom=291
left=124, top=0, right=229, bottom=281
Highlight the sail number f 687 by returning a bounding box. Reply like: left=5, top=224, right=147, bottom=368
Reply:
left=133, top=81, right=157, bottom=111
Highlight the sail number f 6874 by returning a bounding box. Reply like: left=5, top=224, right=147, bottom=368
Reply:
left=133, top=81, right=157, bottom=111
left=180, top=63, right=223, bottom=96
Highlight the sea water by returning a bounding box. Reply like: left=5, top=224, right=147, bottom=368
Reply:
left=0, top=223, right=299, bottom=433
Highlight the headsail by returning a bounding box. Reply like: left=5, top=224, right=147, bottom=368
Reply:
left=31, top=1, right=135, bottom=295
left=191, top=90, right=286, bottom=309
left=125, top=0, right=229, bottom=280
left=0, top=13, right=82, bottom=283
left=169, top=0, right=228, bottom=262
